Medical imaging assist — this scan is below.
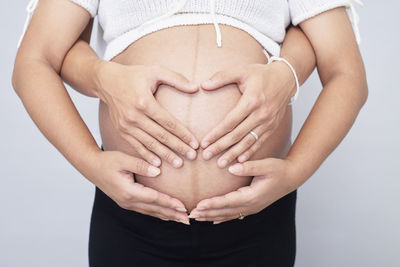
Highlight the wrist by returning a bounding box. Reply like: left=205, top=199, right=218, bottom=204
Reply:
left=78, top=144, right=103, bottom=185
left=285, top=156, right=311, bottom=190
left=268, top=60, right=297, bottom=98
left=91, top=58, right=110, bottom=100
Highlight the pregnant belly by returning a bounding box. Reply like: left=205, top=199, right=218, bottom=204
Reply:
left=99, top=24, right=293, bottom=211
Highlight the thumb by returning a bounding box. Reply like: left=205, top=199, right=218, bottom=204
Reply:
left=117, top=152, right=161, bottom=177
left=154, top=66, right=199, bottom=93
left=228, top=158, right=274, bottom=177
left=200, top=66, right=246, bottom=91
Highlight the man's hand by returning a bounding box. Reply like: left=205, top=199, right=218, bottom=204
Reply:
left=188, top=157, right=301, bottom=224
left=89, top=149, right=190, bottom=225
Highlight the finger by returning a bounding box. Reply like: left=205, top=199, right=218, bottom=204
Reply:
left=117, top=151, right=161, bottom=177
left=130, top=127, right=184, bottom=168
left=120, top=132, right=161, bottom=167
left=129, top=183, right=187, bottom=212
left=144, top=99, right=199, bottom=150
left=195, top=186, right=253, bottom=210
left=133, top=202, right=189, bottom=225
left=154, top=65, right=199, bottom=93
left=200, top=66, right=246, bottom=91
left=228, top=159, right=271, bottom=177
left=202, top=113, right=259, bottom=163
left=200, top=96, right=254, bottom=149
left=238, top=128, right=273, bottom=163
left=213, top=216, right=239, bottom=224
left=188, top=207, right=242, bottom=221
left=217, top=124, right=265, bottom=168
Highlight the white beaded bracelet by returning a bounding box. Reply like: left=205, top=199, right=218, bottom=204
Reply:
left=268, top=55, right=300, bottom=105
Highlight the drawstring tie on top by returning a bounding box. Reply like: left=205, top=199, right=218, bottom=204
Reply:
left=17, top=0, right=39, bottom=48
left=138, top=0, right=222, bottom=47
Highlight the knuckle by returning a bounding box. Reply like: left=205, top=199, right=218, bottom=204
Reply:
left=259, top=106, right=270, bottom=120
left=162, top=151, right=176, bottom=164
left=135, top=97, right=149, bottom=111
left=175, top=144, right=187, bottom=155
left=246, top=96, right=260, bottom=109
left=117, top=118, right=128, bottom=131
left=135, top=159, right=147, bottom=173
left=146, top=191, right=159, bottom=204
left=210, top=144, right=221, bottom=155
left=157, top=131, right=169, bottom=144
left=231, top=130, right=243, bottom=142
left=164, top=119, right=176, bottom=131
left=244, top=136, right=255, bottom=146
left=118, top=191, right=133, bottom=209
left=146, top=139, right=158, bottom=151
left=124, top=110, right=137, bottom=123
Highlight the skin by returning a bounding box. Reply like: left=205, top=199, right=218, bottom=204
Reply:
left=191, top=7, right=368, bottom=223
left=60, top=17, right=315, bottom=216
left=12, top=1, right=367, bottom=225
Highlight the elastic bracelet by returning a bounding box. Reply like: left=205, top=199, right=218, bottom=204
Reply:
left=268, top=56, right=300, bottom=105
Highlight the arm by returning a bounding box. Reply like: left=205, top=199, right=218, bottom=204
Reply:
left=286, top=6, right=368, bottom=185
left=60, top=21, right=200, bottom=168
left=196, top=25, right=317, bottom=167
left=12, top=0, right=189, bottom=224
left=188, top=7, right=368, bottom=223
left=12, top=0, right=100, bottom=179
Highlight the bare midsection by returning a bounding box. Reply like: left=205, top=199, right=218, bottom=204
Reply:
left=99, top=24, right=292, bottom=211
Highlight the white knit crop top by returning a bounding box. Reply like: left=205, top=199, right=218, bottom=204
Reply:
left=18, top=0, right=363, bottom=61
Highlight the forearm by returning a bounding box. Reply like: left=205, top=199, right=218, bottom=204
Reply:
left=12, top=57, right=101, bottom=183
left=286, top=72, right=368, bottom=187
left=279, top=26, right=316, bottom=89
left=60, top=19, right=102, bottom=98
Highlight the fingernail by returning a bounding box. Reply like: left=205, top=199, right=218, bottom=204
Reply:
left=186, top=150, right=196, bottom=160
left=213, top=221, right=222, bottom=224
left=219, top=159, right=228, bottom=168
left=173, top=158, right=182, bottom=168
left=238, top=154, right=247, bottom=162
left=201, top=141, right=210, bottom=148
left=228, top=164, right=243, bottom=174
left=190, top=140, right=198, bottom=149
left=188, top=212, right=198, bottom=219
left=148, top=166, right=161, bottom=176
left=180, top=219, right=190, bottom=225
left=152, top=158, right=161, bottom=166
left=203, top=150, right=213, bottom=160
left=195, top=218, right=206, bottom=221
left=175, top=207, right=187, bottom=212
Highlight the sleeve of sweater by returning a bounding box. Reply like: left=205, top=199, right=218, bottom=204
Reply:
left=69, top=0, right=99, bottom=18
left=287, top=0, right=363, bottom=43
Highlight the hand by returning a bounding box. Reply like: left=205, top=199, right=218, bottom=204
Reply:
left=188, top=157, right=302, bottom=224
left=94, top=61, right=200, bottom=168
left=199, top=61, right=296, bottom=167
left=88, top=149, right=190, bottom=225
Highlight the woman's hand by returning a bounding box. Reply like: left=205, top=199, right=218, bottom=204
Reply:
left=88, top=149, right=190, bottom=225
left=188, top=157, right=302, bottom=224
left=199, top=61, right=296, bottom=168
left=94, top=61, right=200, bottom=168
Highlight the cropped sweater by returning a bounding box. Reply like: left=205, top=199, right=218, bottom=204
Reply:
left=18, top=0, right=363, bottom=61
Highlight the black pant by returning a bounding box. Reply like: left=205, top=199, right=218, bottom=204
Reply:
left=89, top=146, right=297, bottom=266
